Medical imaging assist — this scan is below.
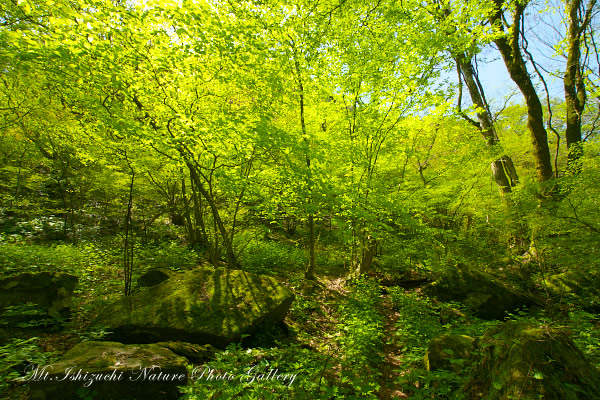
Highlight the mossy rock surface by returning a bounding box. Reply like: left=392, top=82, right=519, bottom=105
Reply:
left=462, top=321, right=600, bottom=399
left=0, top=272, right=78, bottom=320
left=545, top=271, right=600, bottom=312
left=92, top=267, right=295, bottom=347
left=136, top=268, right=175, bottom=288
left=29, top=341, right=188, bottom=400
left=423, top=264, right=532, bottom=320
left=425, top=334, right=477, bottom=373
left=439, top=307, right=468, bottom=325
left=155, top=341, right=216, bottom=364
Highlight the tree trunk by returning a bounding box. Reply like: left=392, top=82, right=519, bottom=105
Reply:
left=491, top=0, right=554, bottom=182
left=355, top=238, right=376, bottom=276
left=305, top=214, right=316, bottom=280
left=181, top=178, right=197, bottom=245
left=564, top=0, right=596, bottom=171
left=456, top=55, right=519, bottom=193
left=291, top=40, right=317, bottom=281
left=191, top=180, right=209, bottom=250
left=187, top=162, right=239, bottom=268
left=123, top=163, right=135, bottom=297
left=456, top=56, right=497, bottom=146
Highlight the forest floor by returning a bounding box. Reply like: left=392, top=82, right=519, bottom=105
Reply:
left=377, top=293, right=408, bottom=399
left=4, top=252, right=600, bottom=400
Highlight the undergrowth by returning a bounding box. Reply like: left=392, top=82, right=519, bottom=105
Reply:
left=0, top=337, right=55, bottom=396
left=388, top=287, right=493, bottom=399
left=180, top=277, right=385, bottom=399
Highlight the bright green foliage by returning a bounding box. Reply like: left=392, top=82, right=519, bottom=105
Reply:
left=0, top=242, right=105, bottom=276
left=334, top=278, right=384, bottom=397
left=569, top=310, right=600, bottom=369
left=1, top=0, right=600, bottom=398
left=179, top=342, right=319, bottom=400
left=2, top=0, right=598, bottom=279
left=389, top=288, right=446, bottom=362
left=236, top=236, right=306, bottom=276
left=134, top=242, right=200, bottom=271
left=0, top=337, right=54, bottom=396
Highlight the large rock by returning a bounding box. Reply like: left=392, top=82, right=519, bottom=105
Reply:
left=545, top=270, right=600, bottom=313
left=28, top=341, right=188, bottom=400
left=155, top=341, right=216, bottom=364
left=462, top=321, right=600, bottom=399
left=424, top=334, right=476, bottom=373
left=136, top=268, right=175, bottom=289
left=91, top=267, right=295, bottom=347
left=0, top=272, right=78, bottom=320
left=422, top=264, right=532, bottom=320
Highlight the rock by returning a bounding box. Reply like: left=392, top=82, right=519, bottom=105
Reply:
left=425, top=334, right=476, bottom=373
left=91, top=267, right=295, bottom=347
left=0, top=272, right=78, bottom=320
left=422, top=264, right=532, bottom=320
left=155, top=341, right=216, bottom=364
left=545, top=270, right=600, bottom=313
left=439, top=307, right=468, bottom=325
left=136, top=268, right=174, bottom=288
left=28, top=341, right=188, bottom=400
left=461, top=321, right=600, bottom=399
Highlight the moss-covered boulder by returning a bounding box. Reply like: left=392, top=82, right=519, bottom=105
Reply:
left=91, top=267, right=294, bottom=347
left=155, top=341, right=216, bottom=364
left=425, top=334, right=477, bottom=373
left=423, top=264, right=532, bottom=320
left=0, top=272, right=78, bottom=320
left=462, top=321, right=600, bottom=399
left=28, top=341, right=188, bottom=400
left=136, top=268, right=175, bottom=288
left=545, top=270, right=600, bottom=312
left=439, top=307, right=468, bottom=325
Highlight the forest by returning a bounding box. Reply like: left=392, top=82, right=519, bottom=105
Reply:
left=1, top=0, right=600, bottom=398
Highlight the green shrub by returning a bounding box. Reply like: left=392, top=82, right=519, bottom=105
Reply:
left=0, top=337, right=53, bottom=396
left=569, top=309, right=600, bottom=368
left=388, top=288, right=444, bottom=360
left=179, top=342, right=325, bottom=399
left=388, top=288, right=472, bottom=398
left=236, top=238, right=305, bottom=275
left=134, top=241, right=200, bottom=271
left=334, top=278, right=384, bottom=398
left=0, top=303, right=57, bottom=330
left=0, top=243, right=85, bottom=277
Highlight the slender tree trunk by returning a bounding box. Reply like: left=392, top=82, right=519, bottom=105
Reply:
left=190, top=178, right=209, bottom=250
left=456, top=56, right=497, bottom=146
left=456, top=55, right=519, bottom=193
left=564, top=0, right=585, bottom=151
left=491, top=0, right=554, bottom=182
left=187, top=162, right=238, bottom=268
left=181, top=178, right=196, bottom=245
left=355, top=237, right=376, bottom=276
left=124, top=161, right=135, bottom=297
left=307, top=215, right=316, bottom=279
left=13, top=148, right=27, bottom=207
left=290, top=40, right=317, bottom=280
left=230, top=158, right=253, bottom=246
